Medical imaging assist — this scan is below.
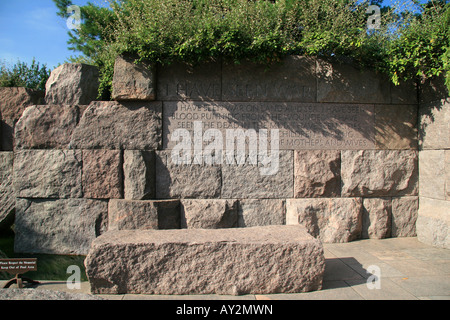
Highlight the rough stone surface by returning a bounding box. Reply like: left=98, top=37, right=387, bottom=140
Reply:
left=419, top=98, right=450, bottom=150
left=123, top=150, right=155, bottom=200
left=316, top=59, right=391, bottom=104
left=362, top=198, right=391, bottom=239
left=286, top=198, right=362, bottom=243
left=0, top=87, right=44, bottom=151
left=222, top=56, right=317, bottom=102
left=14, top=150, right=82, bottom=199
left=112, top=55, right=156, bottom=101
left=375, top=104, right=418, bottom=150
left=446, top=151, right=450, bottom=201
left=181, top=199, right=238, bottom=229
left=85, top=225, right=325, bottom=295
left=108, top=199, right=180, bottom=231
left=391, top=196, right=418, bottom=237
left=419, top=150, right=446, bottom=200
left=157, top=61, right=221, bottom=101
left=238, top=199, right=285, bottom=227
left=14, top=105, right=80, bottom=149
left=155, top=151, right=222, bottom=199
left=417, top=197, right=449, bottom=249
left=70, top=101, right=162, bottom=150
left=0, top=152, right=14, bottom=230
left=0, top=289, right=104, bottom=300
left=0, top=87, right=44, bottom=121
left=45, top=63, right=99, bottom=105
left=221, top=151, right=293, bottom=199
left=82, top=149, right=123, bottom=199
left=294, top=150, right=341, bottom=198
left=341, top=150, right=418, bottom=197
left=14, top=198, right=108, bottom=255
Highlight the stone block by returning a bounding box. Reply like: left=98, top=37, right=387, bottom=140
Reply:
left=391, top=196, right=418, bottom=237
left=316, top=59, right=391, bottom=104
left=341, top=150, right=418, bottom=197
left=362, top=198, right=391, bottom=239
left=419, top=98, right=450, bottom=150
left=82, top=150, right=123, bottom=199
left=108, top=199, right=180, bottom=231
left=375, top=104, right=418, bottom=150
left=157, top=61, right=221, bottom=101
left=419, top=150, right=446, bottom=200
left=0, top=152, right=14, bottom=230
left=14, top=105, right=80, bottom=149
left=123, top=150, right=155, bottom=200
left=221, top=151, right=293, bottom=199
left=14, top=150, right=82, bottom=199
left=70, top=101, right=162, bottom=150
left=294, top=150, right=341, bottom=198
left=14, top=198, right=108, bottom=255
left=0, top=87, right=44, bottom=121
left=286, top=198, right=362, bottom=243
left=222, top=56, right=316, bottom=102
left=163, top=101, right=375, bottom=151
left=112, top=55, right=156, bottom=101
left=390, top=80, right=418, bottom=105
left=45, top=63, right=99, bottom=105
left=155, top=151, right=221, bottom=199
left=238, top=199, right=285, bottom=227
left=446, top=151, right=450, bottom=201
left=181, top=199, right=238, bottom=229
left=417, top=197, right=449, bottom=249
left=85, top=225, right=325, bottom=295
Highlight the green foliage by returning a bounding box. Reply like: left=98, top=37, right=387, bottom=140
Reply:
left=53, top=0, right=450, bottom=96
left=0, top=58, right=51, bottom=91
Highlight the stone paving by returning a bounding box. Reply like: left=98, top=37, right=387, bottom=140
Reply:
left=1, top=237, right=449, bottom=300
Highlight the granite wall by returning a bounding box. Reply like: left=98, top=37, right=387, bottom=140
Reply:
left=0, top=55, right=423, bottom=255
left=417, top=76, right=450, bottom=248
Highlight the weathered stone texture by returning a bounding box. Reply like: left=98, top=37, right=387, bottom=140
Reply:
left=419, top=98, right=450, bottom=150
left=0, top=152, right=14, bottom=229
left=362, top=198, right=391, bottom=239
left=391, top=196, right=418, bottom=237
left=123, top=150, right=155, bottom=200
left=341, top=150, right=418, bottom=197
left=14, top=198, right=108, bottom=255
left=155, top=151, right=221, bottom=199
left=222, top=56, right=317, bottom=102
left=221, top=151, right=293, bottom=199
left=14, top=150, right=82, bottom=199
left=112, top=55, right=156, bottom=101
left=238, top=199, right=285, bottom=227
left=286, top=198, right=362, bottom=243
left=108, top=199, right=180, bottom=231
left=317, top=59, right=391, bottom=104
left=14, top=105, right=80, bottom=149
left=375, top=104, right=418, bottom=150
left=416, top=197, right=449, bottom=249
left=45, top=63, right=99, bottom=105
left=82, top=149, right=123, bottom=199
left=70, top=101, right=162, bottom=150
left=85, top=225, right=325, bottom=295
left=181, top=199, right=238, bottom=229
left=294, top=150, right=341, bottom=198
left=419, top=150, right=446, bottom=200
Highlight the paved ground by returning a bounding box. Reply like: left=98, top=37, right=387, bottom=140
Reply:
left=1, top=237, right=449, bottom=300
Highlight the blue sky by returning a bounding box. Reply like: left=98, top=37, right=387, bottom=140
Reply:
left=0, top=0, right=425, bottom=71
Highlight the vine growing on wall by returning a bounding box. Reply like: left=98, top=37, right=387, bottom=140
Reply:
left=53, top=0, right=450, bottom=98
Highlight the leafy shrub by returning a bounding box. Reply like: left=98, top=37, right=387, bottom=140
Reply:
left=0, top=58, right=51, bottom=91
left=54, top=0, right=450, bottom=96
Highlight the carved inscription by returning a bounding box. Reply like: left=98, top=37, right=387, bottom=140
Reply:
left=163, top=102, right=375, bottom=150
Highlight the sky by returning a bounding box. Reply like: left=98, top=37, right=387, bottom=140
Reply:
left=0, top=0, right=427, bottom=71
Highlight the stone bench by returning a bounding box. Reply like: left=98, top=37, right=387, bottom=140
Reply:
left=85, top=225, right=325, bottom=295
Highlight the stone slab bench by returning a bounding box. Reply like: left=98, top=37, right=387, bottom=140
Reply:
left=85, top=225, right=325, bottom=295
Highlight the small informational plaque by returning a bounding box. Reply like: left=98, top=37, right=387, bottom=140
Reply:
left=0, top=258, right=37, bottom=274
